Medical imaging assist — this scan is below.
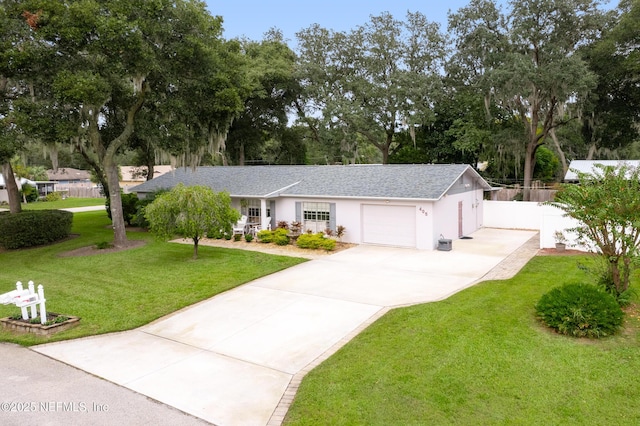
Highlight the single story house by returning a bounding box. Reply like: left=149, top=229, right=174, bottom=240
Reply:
left=131, top=164, right=492, bottom=250
left=47, top=168, right=92, bottom=187
left=564, top=160, right=640, bottom=182
left=0, top=175, right=55, bottom=202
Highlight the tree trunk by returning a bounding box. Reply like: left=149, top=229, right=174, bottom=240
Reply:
left=610, top=259, right=622, bottom=295
left=193, top=237, right=199, bottom=259
left=549, top=128, right=568, bottom=176
left=381, top=133, right=393, bottom=164
left=522, top=141, right=537, bottom=202
left=2, top=162, right=22, bottom=214
left=238, top=142, right=245, bottom=166
left=146, top=161, right=155, bottom=181
left=105, top=161, right=127, bottom=248
left=76, top=143, right=110, bottom=199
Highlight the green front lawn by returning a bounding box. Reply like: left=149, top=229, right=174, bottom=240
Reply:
left=0, top=210, right=306, bottom=346
left=285, top=256, right=640, bottom=425
left=22, top=197, right=105, bottom=210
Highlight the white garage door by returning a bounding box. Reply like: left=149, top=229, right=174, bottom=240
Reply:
left=362, top=204, right=416, bottom=247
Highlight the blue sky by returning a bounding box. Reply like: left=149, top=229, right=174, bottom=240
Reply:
left=204, top=0, right=478, bottom=44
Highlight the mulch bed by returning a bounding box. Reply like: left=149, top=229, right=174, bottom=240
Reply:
left=537, top=248, right=595, bottom=256
left=58, top=239, right=147, bottom=257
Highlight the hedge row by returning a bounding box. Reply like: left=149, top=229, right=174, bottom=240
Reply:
left=0, top=210, right=73, bottom=249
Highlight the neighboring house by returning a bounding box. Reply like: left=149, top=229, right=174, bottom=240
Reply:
left=120, top=165, right=173, bottom=193
left=0, top=175, right=55, bottom=201
left=47, top=168, right=92, bottom=187
left=564, top=160, right=640, bottom=182
left=131, top=164, right=492, bottom=250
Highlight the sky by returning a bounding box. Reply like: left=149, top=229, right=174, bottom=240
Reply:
left=204, top=0, right=477, bottom=45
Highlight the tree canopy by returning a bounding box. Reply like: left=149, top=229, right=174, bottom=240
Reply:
left=4, top=0, right=248, bottom=247
left=295, top=12, right=447, bottom=164
left=448, top=0, right=606, bottom=200
left=3, top=0, right=638, bottom=207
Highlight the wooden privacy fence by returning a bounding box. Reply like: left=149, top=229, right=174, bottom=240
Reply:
left=59, top=187, right=103, bottom=198
left=491, top=188, right=557, bottom=202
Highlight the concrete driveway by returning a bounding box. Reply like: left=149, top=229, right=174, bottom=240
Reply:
left=32, top=228, right=537, bottom=426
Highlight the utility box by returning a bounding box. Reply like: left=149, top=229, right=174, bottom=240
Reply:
left=437, top=239, right=452, bottom=251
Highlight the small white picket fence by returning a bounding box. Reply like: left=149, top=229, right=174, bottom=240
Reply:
left=0, top=281, right=47, bottom=324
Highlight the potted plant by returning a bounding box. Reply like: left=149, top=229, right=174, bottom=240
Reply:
left=554, top=230, right=567, bottom=251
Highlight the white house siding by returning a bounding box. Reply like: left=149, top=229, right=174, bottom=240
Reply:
left=275, top=197, right=437, bottom=249
left=276, top=197, right=362, bottom=245
left=432, top=188, right=484, bottom=249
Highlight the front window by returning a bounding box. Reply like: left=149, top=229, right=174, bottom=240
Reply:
left=303, top=202, right=330, bottom=233
left=245, top=199, right=270, bottom=224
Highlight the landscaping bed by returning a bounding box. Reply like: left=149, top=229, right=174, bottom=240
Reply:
left=1, top=313, right=80, bottom=336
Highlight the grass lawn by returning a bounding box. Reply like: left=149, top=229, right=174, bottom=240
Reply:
left=285, top=255, right=640, bottom=425
left=0, top=210, right=306, bottom=346
left=21, top=197, right=104, bottom=210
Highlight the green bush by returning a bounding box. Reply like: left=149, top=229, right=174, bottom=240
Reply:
left=44, top=191, right=63, bottom=202
left=273, top=228, right=290, bottom=246
left=20, top=184, right=38, bottom=203
left=207, top=227, right=224, bottom=239
left=535, top=283, right=624, bottom=338
left=296, top=233, right=336, bottom=251
left=0, top=210, right=73, bottom=249
left=257, top=229, right=274, bottom=243
left=106, top=192, right=140, bottom=226
left=132, top=190, right=168, bottom=228
left=257, top=228, right=290, bottom=245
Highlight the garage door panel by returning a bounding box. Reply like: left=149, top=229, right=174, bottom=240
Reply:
left=362, top=205, right=416, bottom=247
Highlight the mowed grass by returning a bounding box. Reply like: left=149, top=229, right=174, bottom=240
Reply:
left=285, top=255, right=640, bottom=425
left=0, top=210, right=306, bottom=346
left=21, top=197, right=104, bottom=210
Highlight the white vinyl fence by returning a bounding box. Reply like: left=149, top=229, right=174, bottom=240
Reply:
left=483, top=200, right=589, bottom=251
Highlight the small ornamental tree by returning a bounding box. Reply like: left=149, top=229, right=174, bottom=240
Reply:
left=144, top=184, right=240, bottom=259
left=549, top=163, right=640, bottom=297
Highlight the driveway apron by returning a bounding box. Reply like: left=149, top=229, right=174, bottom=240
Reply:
left=33, top=228, right=538, bottom=426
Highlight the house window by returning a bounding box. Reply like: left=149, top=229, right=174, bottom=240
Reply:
left=246, top=199, right=270, bottom=224
left=302, top=202, right=331, bottom=233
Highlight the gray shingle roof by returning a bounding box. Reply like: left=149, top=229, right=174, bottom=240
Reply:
left=131, top=164, right=490, bottom=200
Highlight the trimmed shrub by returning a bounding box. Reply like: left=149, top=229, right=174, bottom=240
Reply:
left=44, top=191, right=63, bottom=202
left=535, top=283, right=624, bottom=338
left=0, top=210, right=73, bottom=249
left=257, top=228, right=290, bottom=245
left=296, top=232, right=336, bottom=251
left=273, top=228, right=290, bottom=246
left=257, top=229, right=274, bottom=243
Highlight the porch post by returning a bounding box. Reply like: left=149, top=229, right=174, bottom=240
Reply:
left=260, top=198, right=268, bottom=229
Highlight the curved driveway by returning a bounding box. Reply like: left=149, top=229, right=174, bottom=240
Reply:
left=33, top=228, right=537, bottom=426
